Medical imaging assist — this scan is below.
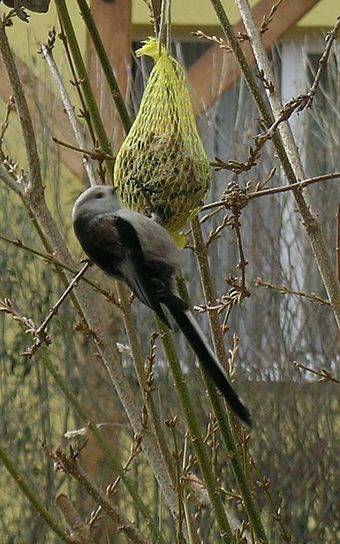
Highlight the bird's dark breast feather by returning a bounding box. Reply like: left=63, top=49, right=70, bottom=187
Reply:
left=74, top=214, right=124, bottom=277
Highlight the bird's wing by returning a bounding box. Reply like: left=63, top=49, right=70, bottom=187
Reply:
left=114, top=216, right=172, bottom=328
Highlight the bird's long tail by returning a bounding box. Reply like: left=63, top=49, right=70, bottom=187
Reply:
left=167, top=306, right=251, bottom=426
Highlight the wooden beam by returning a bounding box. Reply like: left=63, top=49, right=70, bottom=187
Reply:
left=88, top=0, right=131, bottom=150
left=187, top=0, right=321, bottom=115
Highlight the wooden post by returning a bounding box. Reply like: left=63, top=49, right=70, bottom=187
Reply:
left=84, top=4, right=132, bottom=540
left=87, top=0, right=132, bottom=151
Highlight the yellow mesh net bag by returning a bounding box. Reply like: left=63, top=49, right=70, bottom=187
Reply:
left=113, top=38, right=211, bottom=235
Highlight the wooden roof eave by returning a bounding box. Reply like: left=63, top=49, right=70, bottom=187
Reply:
left=186, top=0, right=321, bottom=116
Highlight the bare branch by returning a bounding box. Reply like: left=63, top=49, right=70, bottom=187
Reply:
left=306, top=17, right=340, bottom=107
left=88, top=435, right=143, bottom=530
left=23, top=261, right=92, bottom=357
left=52, top=136, right=114, bottom=162
left=0, top=163, right=23, bottom=195
left=191, top=27, right=249, bottom=52
left=0, top=20, right=42, bottom=193
left=294, top=361, right=339, bottom=384
left=260, top=0, right=284, bottom=35
left=212, top=15, right=340, bottom=178
left=201, top=172, right=340, bottom=212
left=51, top=447, right=150, bottom=544
left=0, top=261, right=92, bottom=358
left=56, top=494, right=94, bottom=544
left=40, top=41, right=98, bottom=187
left=254, top=278, right=331, bottom=306
left=247, top=173, right=340, bottom=200
left=0, top=233, right=119, bottom=305
left=0, top=93, right=15, bottom=148
left=211, top=141, right=262, bottom=173
left=192, top=30, right=232, bottom=51
left=0, top=298, right=36, bottom=331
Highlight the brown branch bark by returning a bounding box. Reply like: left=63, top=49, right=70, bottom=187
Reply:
left=254, top=278, right=331, bottom=306
left=201, top=173, right=340, bottom=211
left=56, top=494, right=94, bottom=544
left=52, top=448, right=150, bottom=544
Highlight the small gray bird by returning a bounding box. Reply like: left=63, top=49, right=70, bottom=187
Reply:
left=72, top=185, right=251, bottom=426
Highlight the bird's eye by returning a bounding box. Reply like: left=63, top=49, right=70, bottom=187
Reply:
left=96, top=192, right=104, bottom=199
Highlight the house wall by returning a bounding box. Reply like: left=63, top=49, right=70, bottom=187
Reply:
left=3, top=0, right=339, bottom=62
left=132, top=0, right=339, bottom=33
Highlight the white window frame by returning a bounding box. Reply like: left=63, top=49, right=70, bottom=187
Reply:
left=281, top=35, right=340, bottom=169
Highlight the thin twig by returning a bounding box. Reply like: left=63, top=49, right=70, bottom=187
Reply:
left=56, top=494, right=94, bottom=544
left=192, top=30, right=232, bottom=51
left=0, top=20, right=42, bottom=191
left=206, top=213, right=233, bottom=246
left=260, top=0, right=284, bottom=35
left=51, top=447, right=150, bottom=544
left=201, top=172, right=340, bottom=212
left=191, top=28, right=249, bottom=52
left=254, top=278, right=331, bottom=306
left=230, top=208, right=250, bottom=301
left=0, top=163, right=23, bottom=195
left=252, top=460, right=292, bottom=544
left=52, top=136, right=114, bottom=162
left=55, top=0, right=113, bottom=177
left=293, top=361, right=339, bottom=384
left=166, top=417, right=184, bottom=544
left=40, top=42, right=98, bottom=186
left=245, top=173, right=340, bottom=199
left=306, top=17, right=340, bottom=107
left=211, top=141, right=262, bottom=173
left=0, top=298, right=36, bottom=333
left=255, top=166, right=276, bottom=191
left=28, top=261, right=91, bottom=352
left=0, top=94, right=15, bottom=148
left=56, top=14, right=101, bottom=180
left=181, top=437, right=203, bottom=544
left=1, top=262, right=91, bottom=358
left=88, top=435, right=143, bottom=530
left=0, top=233, right=119, bottom=305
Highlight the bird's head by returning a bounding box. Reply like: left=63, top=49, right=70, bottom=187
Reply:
left=72, top=185, right=119, bottom=222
